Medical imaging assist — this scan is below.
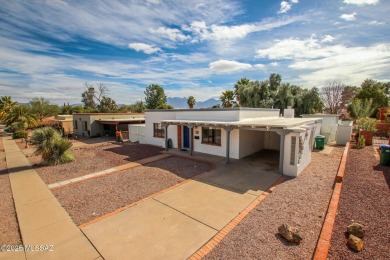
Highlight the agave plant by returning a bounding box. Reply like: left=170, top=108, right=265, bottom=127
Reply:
left=30, top=127, right=75, bottom=165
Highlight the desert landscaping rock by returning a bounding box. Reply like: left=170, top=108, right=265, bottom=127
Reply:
left=205, top=146, right=344, bottom=259
left=0, top=137, right=21, bottom=245
left=28, top=142, right=163, bottom=184
left=329, top=146, right=390, bottom=259
left=278, top=223, right=302, bottom=244
left=347, top=234, right=364, bottom=252
left=347, top=222, right=365, bottom=238
left=53, top=156, right=211, bottom=225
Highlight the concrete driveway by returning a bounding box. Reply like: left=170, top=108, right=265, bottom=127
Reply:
left=82, top=152, right=280, bottom=259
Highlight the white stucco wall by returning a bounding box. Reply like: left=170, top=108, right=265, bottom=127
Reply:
left=238, top=129, right=264, bottom=158
left=263, top=131, right=280, bottom=151
left=336, top=121, right=353, bottom=145
left=301, top=114, right=339, bottom=144
left=238, top=109, right=280, bottom=120
left=144, top=111, right=176, bottom=147
left=175, top=110, right=239, bottom=121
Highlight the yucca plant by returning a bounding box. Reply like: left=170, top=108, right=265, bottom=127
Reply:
left=30, top=127, right=75, bottom=165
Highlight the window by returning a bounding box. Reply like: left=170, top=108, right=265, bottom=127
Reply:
left=74, top=120, right=78, bottom=129
left=290, top=136, right=296, bottom=165
left=153, top=123, right=165, bottom=138
left=202, top=127, right=221, bottom=145
left=82, top=121, right=88, bottom=131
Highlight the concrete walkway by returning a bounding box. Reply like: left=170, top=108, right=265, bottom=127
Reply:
left=2, top=136, right=100, bottom=260
left=82, top=150, right=280, bottom=259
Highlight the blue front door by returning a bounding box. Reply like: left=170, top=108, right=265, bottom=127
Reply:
left=183, top=126, right=190, bottom=149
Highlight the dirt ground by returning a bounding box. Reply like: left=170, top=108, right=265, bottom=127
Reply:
left=53, top=156, right=211, bottom=225
left=0, top=136, right=21, bottom=245
left=205, top=146, right=344, bottom=260
left=328, top=146, right=390, bottom=259
left=27, top=142, right=163, bottom=184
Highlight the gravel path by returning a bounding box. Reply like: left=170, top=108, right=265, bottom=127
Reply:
left=205, top=146, right=344, bottom=260
left=328, top=146, right=390, bottom=259
left=53, top=156, right=211, bottom=226
left=0, top=136, right=21, bottom=245
left=28, top=143, right=163, bottom=184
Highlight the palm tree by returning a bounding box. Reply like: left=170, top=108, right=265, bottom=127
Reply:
left=234, top=78, right=250, bottom=106
left=187, top=96, right=196, bottom=109
left=30, top=127, right=75, bottom=165
left=220, top=90, right=235, bottom=108
left=0, top=96, right=17, bottom=122
left=4, top=105, right=38, bottom=130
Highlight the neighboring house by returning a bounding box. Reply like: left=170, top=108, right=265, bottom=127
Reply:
left=144, top=108, right=322, bottom=177
left=54, top=115, right=74, bottom=135
left=73, top=113, right=144, bottom=137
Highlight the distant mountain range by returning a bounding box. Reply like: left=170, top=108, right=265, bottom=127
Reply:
left=167, top=97, right=220, bottom=109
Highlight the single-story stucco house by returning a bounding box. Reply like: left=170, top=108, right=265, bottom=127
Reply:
left=143, top=108, right=322, bottom=177
left=73, top=113, right=144, bottom=138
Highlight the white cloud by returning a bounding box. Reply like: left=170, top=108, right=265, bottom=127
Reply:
left=150, top=27, right=189, bottom=42
left=183, top=16, right=305, bottom=41
left=291, top=0, right=299, bottom=3
left=128, top=42, right=161, bottom=54
left=343, top=0, right=379, bottom=5
left=270, top=62, right=279, bottom=67
left=254, top=64, right=266, bottom=70
left=340, top=12, right=357, bottom=21
left=322, top=35, right=336, bottom=43
left=368, top=20, right=385, bottom=25
left=209, top=60, right=252, bottom=73
left=256, top=36, right=390, bottom=87
left=278, top=1, right=291, bottom=13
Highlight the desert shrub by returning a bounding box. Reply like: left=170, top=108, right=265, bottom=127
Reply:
left=357, top=136, right=365, bottom=149
left=355, top=117, right=378, bottom=132
left=12, top=130, right=27, bottom=139
left=30, top=127, right=75, bottom=165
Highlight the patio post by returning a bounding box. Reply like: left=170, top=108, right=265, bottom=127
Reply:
left=225, top=128, right=232, bottom=164
left=276, top=130, right=292, bottom=175
left=164, top=124, right=169, bottom=151
left=188, top=125, right=193, bottom=156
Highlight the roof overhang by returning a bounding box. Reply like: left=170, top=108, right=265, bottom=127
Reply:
left=161, top=117, right=322, bottom=131
left=96, top=118, right=145, bottom=125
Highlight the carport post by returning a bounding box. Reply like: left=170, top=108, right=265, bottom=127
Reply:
left=164, top=124, right=169, bottom=151
left=276, top=130, right=292, bottom=175
left=225, top=128, right=232, bottom=164
left=188, top=125, right=193, bottom=156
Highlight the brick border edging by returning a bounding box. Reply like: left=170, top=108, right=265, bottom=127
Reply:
left=313, top=142, right=349, bottom=260
left=188, top=175, right=289, bottom=260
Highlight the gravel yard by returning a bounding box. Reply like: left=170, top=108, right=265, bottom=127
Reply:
left=28, top=142, right=163, bottom=184
left=53, top=156, right=211, bottom=226
left=0, top=137, right=21, bottom=245
left=205, top=146, right=344, bottom=259
left=328, top=146, right=390, bottom=259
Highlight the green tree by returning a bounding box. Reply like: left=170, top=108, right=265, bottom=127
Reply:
left=29, top=97, right=60, bottom=122
left=220, top=90, right=235, bottom=108
left=30, top=127, right=75, bottom=165
left=144, top=84, right=167, bottom=109
left=4, top=105, right=38, bottom=130
left=294, top=88, right=323, bottom=116
left=275, top=83, right=293, bottom=110
left=348, top=98, right=376, bottom=119
left=340, top=86, right=360, bottom=110
left=81, top=82, right=108, bottom=111
left=234, top=78, right=250, bottom=106
left=0, top=96, right=17, bottom=121
left=269, top=73, right=282, bottom=92
left=354, top=79, right=388, bottom=116
left=129, top=100, right=146, bottom=113
left=187, top=96, right=196, bottom=109
left=97, top=96, right=118, bottom=113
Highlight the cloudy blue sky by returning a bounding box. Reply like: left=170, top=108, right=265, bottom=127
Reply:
left=0, top=0, right=389, bottom=105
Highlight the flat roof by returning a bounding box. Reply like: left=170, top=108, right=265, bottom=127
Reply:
left=146, top=107, right=280, bottom=112
left=74, top=113, right=144, bottom=115
left=96, top=118, right=145, bottom=124
left=161, top=117, right=322, bottom=130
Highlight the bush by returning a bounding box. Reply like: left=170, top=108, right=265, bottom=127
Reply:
left=12, top=130, right=27, bottom=139
left=30, top=127, right=75, bottom=165
left=355, top=117, right=378, bottom=132
left=357, top=136, right=365, bottom=149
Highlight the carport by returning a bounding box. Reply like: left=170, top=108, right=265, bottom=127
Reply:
left=161, top=117, right=321, bottom=176
left=96, top=118, right=145, bottom=137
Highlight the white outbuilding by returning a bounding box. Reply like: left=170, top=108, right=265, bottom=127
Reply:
left=144, top=108, right=322, bottom=177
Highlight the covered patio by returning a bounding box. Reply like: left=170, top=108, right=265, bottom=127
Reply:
left=161, top=117, right=321, bottom=176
